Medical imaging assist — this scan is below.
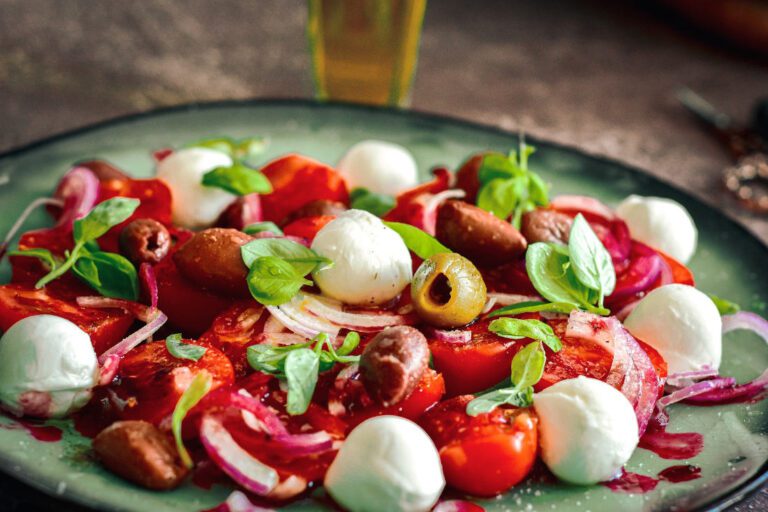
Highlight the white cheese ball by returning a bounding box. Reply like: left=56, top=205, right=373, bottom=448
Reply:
left=337, top=140, right=419, bottom=196
left=311, top=209, right=412, bottom=306
left=534, top=376, right=639, bottom=485
left=624, top=284, right=721, bottom=374
left=324, top=416, right=445, bottom=512
left=616, top=195, right=698, bottom=263
left=0, top=315, right=99, bottom=418
left=156, top=147, right=236, bottom=229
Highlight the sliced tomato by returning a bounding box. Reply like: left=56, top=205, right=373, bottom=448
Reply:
left=114, top=339, right=234, bottom=426
left=384, top=167, right=452, bottom=231
left=0, top=283, right=133, bottom=355
left=259, top=155, right=349, bottom=223
left=198, top=302, right=268, bottom=377
left=455, top=152, right=489, bottom=204
left=658, top=250, right=695, bottom=286
left=479, top=257, right=538, bottom=295
left=419, top=395, right=538, bottom=496
left=282, top=215, right=336, bottom=242
left=429, top=319, right=525, bottom=396
left=10, top=228, right=75, bottom=285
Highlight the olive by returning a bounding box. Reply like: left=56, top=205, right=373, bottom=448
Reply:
left=411, top=253, right=487, bottom=328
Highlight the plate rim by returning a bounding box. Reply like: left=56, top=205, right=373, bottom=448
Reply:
left=0, top=97, right=766, bottom=512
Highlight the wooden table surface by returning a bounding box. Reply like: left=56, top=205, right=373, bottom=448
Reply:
left=0, top=0, right=767, bottom=510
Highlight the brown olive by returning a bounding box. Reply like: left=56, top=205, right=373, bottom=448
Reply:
left=119, top=218, right=171, bottom=265
left=93, top=420, right=188, bottom=490
left=521, top=209, right=573, bottom=244
left=360, top=326, right=430, bottom=407
left=411, top=253, right=487, bottom=328
left=173, top=228, right=252, bottom=297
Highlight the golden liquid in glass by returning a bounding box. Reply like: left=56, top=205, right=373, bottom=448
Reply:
left=308, top=0, right=426, bottom=106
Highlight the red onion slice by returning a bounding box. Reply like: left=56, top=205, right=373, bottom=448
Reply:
left=425, top=327, right=472, bottom=344
left=722, top=312, right=768, bottom=344
left=658, top=377, right=737, bottom=411
left=97, top=354, right=121, bottom=386
left=269, top=299, right=340, bottom=339
left=139, top=263, right=159, bottom=310
left=550, top=195, right=616, bottom=221
left=265, top=306, right=320, bottom=340
left=432, top=500, right=486, bottom=512
left=684, top=369, right=768, bottom=405
left=77, top=296, right=156, bottom=323
left=207, top=490, right=275, bottom=512
left=50, top=166, right=100, bottom=231
left=420, top=189, right=466, bottom=236
left=609, top=243, right=664, bottom=300
left=620, top=327, right=661, bottom=435
left=98, top=311, right=168, bottom=364
left=199, top=414, right=279, bottom=496
left=566, top=312, right=630, bottom=388
left=0, top=197, right=64, bottom=260
left=299, top=293, right=414, bottom=331
left=665, top=366, right=719, bottom=389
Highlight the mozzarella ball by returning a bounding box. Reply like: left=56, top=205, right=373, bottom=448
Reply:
left=0, top=315, right=99, bottom=418
left=624, top=284, right=721, bottom=374
left=615, top=195, right=697, bottom=263
left=311, top=210, right=412, bottom=305
left=324, top=416, right=445, bottom=512
left=534, top=376, right=639, bottom=485
left=156, top=147, right=236, bottom=229
left=337, top=140, right=418, bottom=196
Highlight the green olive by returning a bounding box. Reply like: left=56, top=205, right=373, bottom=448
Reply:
left=411, top=253, right=487, bottom=328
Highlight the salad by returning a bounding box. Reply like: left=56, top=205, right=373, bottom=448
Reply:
left=0, top=136, right=766, bottom=512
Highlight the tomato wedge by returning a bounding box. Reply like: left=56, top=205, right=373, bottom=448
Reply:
left=282, top=215, right=336, bottom=242
left=419, top=395, right=538, bottom=496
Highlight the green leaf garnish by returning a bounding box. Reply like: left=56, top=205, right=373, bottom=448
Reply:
left=350, top=188, right=396, bottom=217
left=73, top=197, right=140, bottom=243
left=383, top=221, right=451, bottom=259
left=172, top=371, right=213, bottom=469
left=284, top=349, right=320, bottom=415
left=8, top=248, right=58, bottom=270
left=466, top=341, right=545, bottom=415
left=202, top=162, right=272, bottom=196
left=489, top=318, right=562, bottom=352
left=241, top=238, right=331, bottom=276
left=73, top=250, right=139, bottom=300
left=708, top=293, right=741, bottom=315
left=246, top=256, right=312, bottom=306
left=165, top=333, right=207, bottom=362
left=243, top=221, right=283, bottom=236
left=487, top=301, right=577, bottom=318
left=187, top=136, right=268, bottom=162
left=568, top=214, right=616, bottom=307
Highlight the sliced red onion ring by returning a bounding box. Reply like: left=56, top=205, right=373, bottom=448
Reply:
left=665, top=366, right=719, bottom=389
left=265, top=306, right=319, bottom=340
left=684, top=369, right=768, bottom=405
left=432, top=500, right=486, bottom=512
left=550, top=195, right=616, bottom=221
left=97, top=354, right=121, bottom=386
left=566, top=312, right=630, bottom=388
left=658, top=377, right=737, bottom=411
left=267, top=475, right=308, bottom=501
left=299, top=293, right=414, bottom=331
left=486, top=292, right=543, bottom=306
left=50, top=166, right=100, bottom=231
left=208, top=490, right=275, bottom=512
left=722, top=312, right=768, bottom=344
left=658, top=257, right=675, bottom=286
left=262, top=313, right=286, bottom=334
left=139, top=263, right=159, bottom=310
left=0, top=197, right=64, bottom=260
left=255, top=332, right=309, bottom=347
left=620, top=327, right=661, bottom=435
left=199, top=414, right=279, bottom=496
left=77, top=296, right=156, bottom=323
left=425, top=327, right=472, bottom=344
left=268, top=298, right=340, bottom=339
left=420, top=189, right=466, bottom=236
left=98, top=311, right=167, bottom=364
left=609, top=243, right=663, bottom=300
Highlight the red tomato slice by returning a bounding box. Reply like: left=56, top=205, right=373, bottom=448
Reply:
left=384, top=167, right=452, bottom=230
left=259, top=155, right=349, bottom=223
left=419, top=395, right=538, bottom=496
left=282, top=215, right=336, bottom=242
left=198, top=302, right=268, bottom=377
left=114, top=340, right=234, bottom=426
left=479, top=257, right=538, bottom=295
left=658, top=250, right=695, bottom=286
left=0, top=283, right=133, bottom=355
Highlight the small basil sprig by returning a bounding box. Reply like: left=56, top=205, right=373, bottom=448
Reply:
left=524, top=214, right=614, bottom=315
left=466, top=341, right=546, bottom=416
left=708, top=293, right=741, bottom=315
left=10, top=198, right=140, bottom=300
left=243, top=221, right=283, bottom=236
left=384, top=221, right=451, bottom=259
left=350, top=188, right=395, bottom=217
left=172, top=371, right=213, bottom=468
left=190, top=136, right=273, bottom=196
left=476, top=141, right=549, bottom=228
left=187, top=136, right=267, bottom=163
left=166, top=333, right=207, bottom=362
left=241, top=238, right=332, bottom=305
left=247, top=332, right=361, bottom=415
left=489, top=318, right=562, bottom=352
left=488, top=301, right=576, bottom=318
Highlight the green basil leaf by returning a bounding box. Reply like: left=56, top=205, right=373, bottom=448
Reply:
left=526, top=242, right=588, bottom=307
left=487, top=301, right=576, bottom=318
left=466, top=387, right=533, bottom=416
left=511, top=341, right=546, bottom=388
left=172, top=371, right=212, bottom=468
left=73, top=250, right=139, bottom=301
left=528, top=172, right=549, bottom=207
left=383, top=221, right=451, bottom=259
left=186, top=136, right=238, bottom=155
left=241, top=238, right=331, bottom=275
left=166, top=333, right=207, bottom=362
left=350, top=188, right=396, bottom=217
left=246, top=256, right=312, bottom=306
left=73, top=197, right=140, bottom=243
left=187, top=136, right=267, bottom=163
left=284, top=348, right=320, bottom=415
left=476, top=178, right=518, bottom=220
left=568, top=214, right=616, bottom=303
left=477, top=153, right=521, bottom=185
left=489, top=318, right=562, bottom=352
left=243, top=222, right=283, bottom=236
left=8, top=248, right=58, bottom=270
left=202, top=162, right=272, bottom=196
left=708, top=293, right=741, bottom=315
left=336, top=331, right=361, bottom=357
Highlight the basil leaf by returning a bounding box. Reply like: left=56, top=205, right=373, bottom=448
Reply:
left=241, top=238, right=330, bottom=276
left=709, top=293, right=741, bottom=315
left=477, top=153, right=522, bottom=185
left=476, top=178, right=519, bottom=220
left=247, top=256, right=312, bottom=306
left=489, top=318, right=562, bottom=352
left=336, top=331, right=361, bottom=357
left=568, top=214, right=616, bottom=304
left=186, top=137, right=238, bottom=155
left=284, top=348, right=320, bottom=415
left=466, top=387, right=533, bottom=416
left=487, top=301, right=576, bottom=318
left=73, top=250, right=139, bottom=300
left=172, top=371, right=213, bottom=468
left=243, top=222, right=283, bottom=236
left=202, top=162, right=272, bottom=196
left=511, top=341, right=546, bottom=388
left=166, top=333, right=207, bottom=362
left=350, top=188, right=395, bottom=217
left=383, top=221, right=451, bottom=259
left=8, top=248, right=58, bottom=270
left=187, top=136, right=267, bottom=163
left=73, top=197, right=140, bottom=243
left=526, top=243, right=587, bottom=307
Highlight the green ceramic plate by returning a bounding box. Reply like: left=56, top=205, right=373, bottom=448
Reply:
left=0, top=100, right=767, bottom=512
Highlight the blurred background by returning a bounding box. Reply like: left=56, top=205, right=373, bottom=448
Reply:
left=0, top=0, right=767, bottom=509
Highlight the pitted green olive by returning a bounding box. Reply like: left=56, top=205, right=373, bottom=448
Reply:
left=410, top=253, right=487, bottom=328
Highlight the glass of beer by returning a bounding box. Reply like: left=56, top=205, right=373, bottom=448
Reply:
left=307, top=0, right=427, bottom=107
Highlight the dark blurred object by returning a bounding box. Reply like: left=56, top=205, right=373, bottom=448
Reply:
left=658, top=0, right=768, bottom=57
